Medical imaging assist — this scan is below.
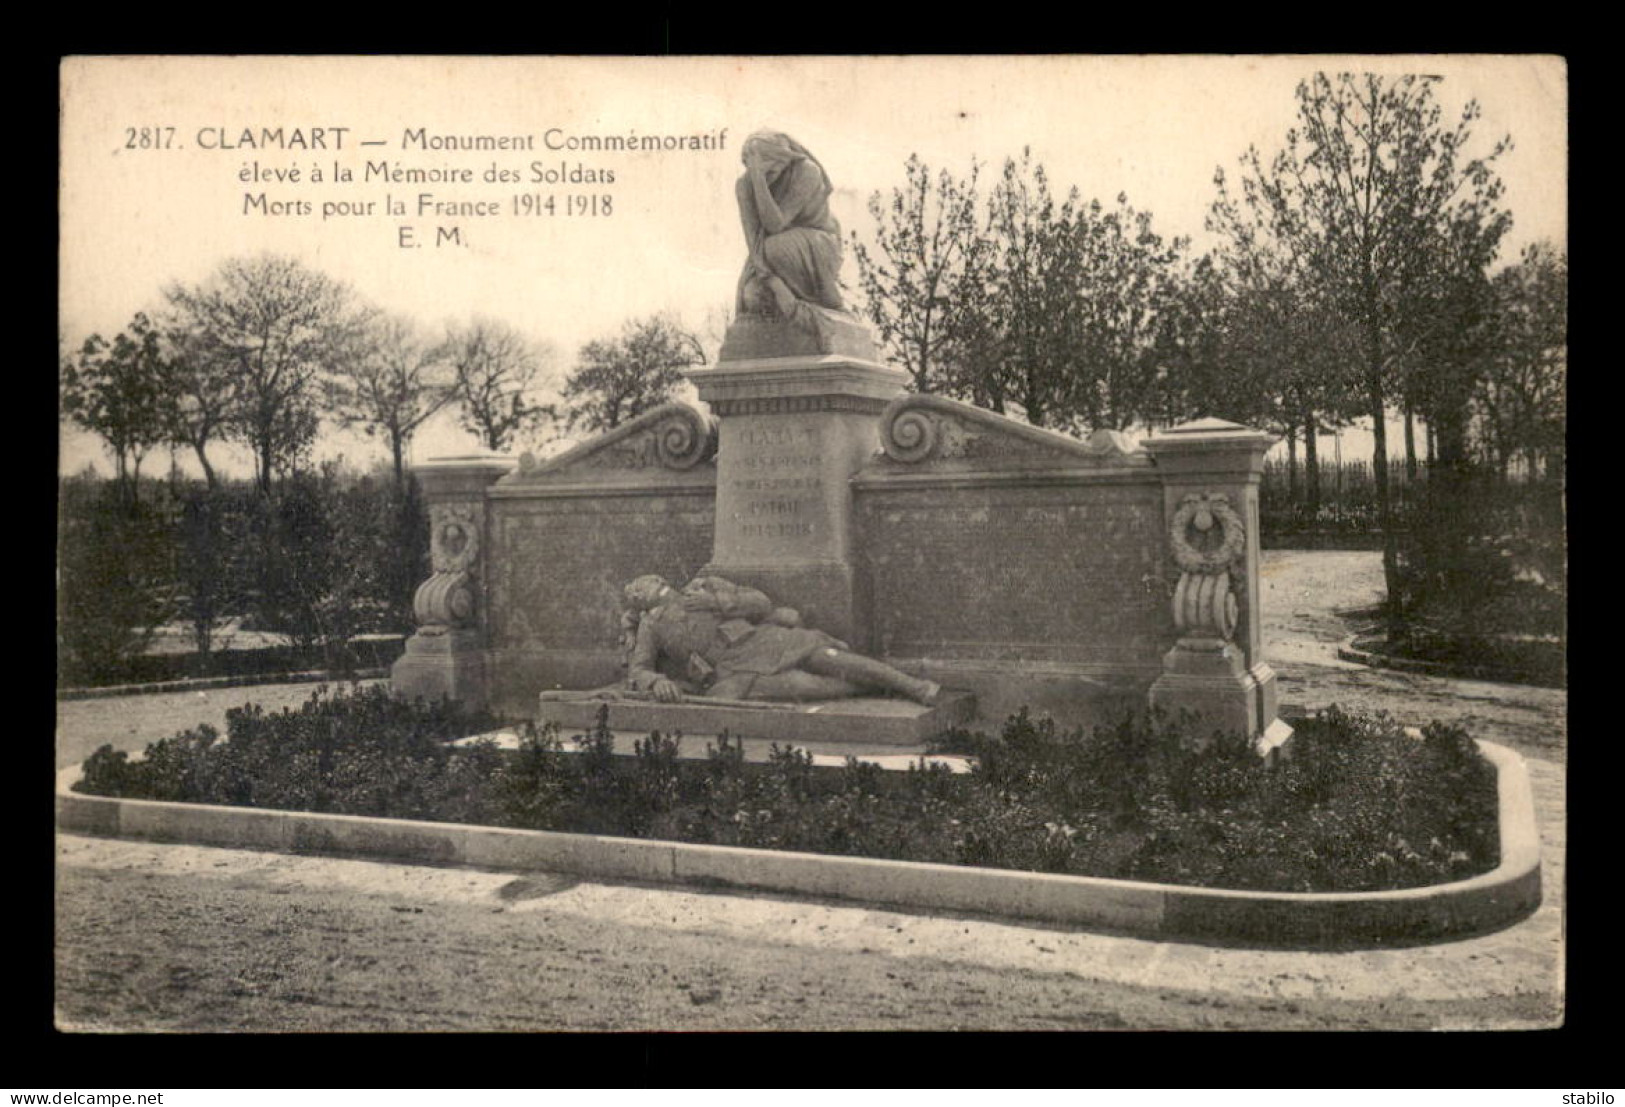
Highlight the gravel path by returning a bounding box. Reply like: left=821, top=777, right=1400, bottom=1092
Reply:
left=54, top=836, right=1561, bottom=1032
left=1259, top=550, right=1566, bottom=765
left=53, top=551, right=1567, bottom=1031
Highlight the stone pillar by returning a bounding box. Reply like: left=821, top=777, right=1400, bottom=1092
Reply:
left=390, top=452, right=516, bottom=711
left=687, top=319, right=907, bottom=648
left=1143, top=418, right=1287, bottom=751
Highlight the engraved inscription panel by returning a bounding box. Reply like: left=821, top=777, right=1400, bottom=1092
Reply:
left=714, top=417, right=837, bottom=560
left=487, top=495, right=715, bottom=651
left=856, top=482, right=1172, bottom=664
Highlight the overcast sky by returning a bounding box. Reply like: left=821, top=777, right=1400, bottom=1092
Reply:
left=59, top=55, right=1567, bottom=478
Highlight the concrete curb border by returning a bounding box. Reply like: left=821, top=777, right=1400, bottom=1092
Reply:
left=1336, top=635, right=1563, bottom=688
left=55, top=742, right=1542, bottom=947
left=56, top=669, right=390, bottom=702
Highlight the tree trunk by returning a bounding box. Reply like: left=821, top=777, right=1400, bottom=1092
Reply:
left=1023, top=378, right=1046, bottom=429
left=1370, top=376, right=1402, bottom=637
left=1429, top=394, right=1475, bottom=620
left=1285, top=426, right=1299, bottom=504
left=256, top=438, right=274, bottom=495
left=391, top=435, right=407, bottom=491
left=1425, top=419, right=1436, bottom=467
left=1434, top=399, right=1470, bottom=473
left=1403, top=403, right=1418, bottom=484
left=1371, top=386, right=1401, bottom=631
left=1304, top=414, right=1321, bottom=517
left=189, top=495, right=218, bottom=672
left=193, top=443, right=218, bottom=490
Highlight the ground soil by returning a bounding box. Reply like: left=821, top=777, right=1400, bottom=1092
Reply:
left=53, top=550, right=1567, bottom=1032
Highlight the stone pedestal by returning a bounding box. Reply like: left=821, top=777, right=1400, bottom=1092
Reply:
left=1143, top=418, right=1285, bottom=751
left=393, top=628, right=491, bottom=706
left=537, top=689, right=977, bottom=747
left=389, top=452, right=516, bottom=712
left=717, top=308, right=878, bottom=362
left=687, top=317, right=907, bottom=648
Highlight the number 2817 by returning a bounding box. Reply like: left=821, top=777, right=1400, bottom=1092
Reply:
left=124, top=127, right=177, bottom=149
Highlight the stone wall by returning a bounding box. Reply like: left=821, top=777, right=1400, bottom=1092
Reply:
left=397, top=391, right=1280, bottom=744
left=480, top=404, right=718, bottom=717
left=852, top=394, right=1170, bottom=725
left=485, top=488, right=716, bottom=715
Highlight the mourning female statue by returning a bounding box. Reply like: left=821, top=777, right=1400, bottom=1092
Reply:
left=735, top=131, right=846, bottom=334
left=622, top=574, right=940, bottom=706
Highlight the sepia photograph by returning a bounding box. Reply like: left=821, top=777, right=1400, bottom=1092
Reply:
left=56, top=54, right=1567, bottom=1032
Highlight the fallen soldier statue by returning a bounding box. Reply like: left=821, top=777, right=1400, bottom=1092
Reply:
left=619, top=574, right=941, bottom=706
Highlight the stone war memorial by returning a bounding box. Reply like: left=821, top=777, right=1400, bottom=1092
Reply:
left=393, top=130, right=1292, bottom=755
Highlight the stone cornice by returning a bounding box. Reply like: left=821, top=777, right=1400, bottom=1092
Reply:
left=686, top=355, right=907, bottom=408
left=876, top=393, right=1151, bottom=469
left=709, top=394, right=892, bottom=417
left=499, top=402, right=717, bottom=485
left=487, top=480, right=717, bottom=501
left=1142, top=419, right=1277, bottom=482
left=852, top=466, right=1160, bottom=492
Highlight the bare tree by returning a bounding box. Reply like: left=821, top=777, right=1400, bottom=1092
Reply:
left=166, top=254, right=366, bottom=492
left=155, top=321, right=237, bottom=489
left=327, top=314, right=455, bottom=487
left=851, top=154, right=981, bottom=394
left=1213, top=73, right=1512, bottom=619
left=1475, top=242, right=1567, bottom=479
left=557, top=314, right=706, bottom=435
left=955, top=148, right=1085, bottom=427
left=1057, top=191, right=1186, bottom=432
left=440, top=317, right=554, bottom=452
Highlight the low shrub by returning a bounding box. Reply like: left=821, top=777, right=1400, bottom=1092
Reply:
left=75, top=691, right=1500, bottom=894
left=78, top=685, right=502, bottom=820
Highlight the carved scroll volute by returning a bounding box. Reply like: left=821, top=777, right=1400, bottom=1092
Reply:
left=1168, top=492, right=1245, bottom=641
left=882, top=403, right=942, bottom=463
left=413, top=503, right=481, bottom=629
left=651, top=405, right=716, bottom=469
left=516, top=402, right=717, bottom=477
left=880, top=393, right=1146, bottom=466
left=582, top=405, right=717, bottom=472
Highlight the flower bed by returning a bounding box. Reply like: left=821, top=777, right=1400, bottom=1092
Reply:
left=73, top=687, right=1500, bottom=895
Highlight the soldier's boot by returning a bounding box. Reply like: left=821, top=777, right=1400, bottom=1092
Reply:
left=806, top=649, right=941, bottom=705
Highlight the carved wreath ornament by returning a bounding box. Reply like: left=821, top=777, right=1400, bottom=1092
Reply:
left=1169, top=492, right=1246, bottom=574
left=430, top=504, right=480, bottom=574
left=1168, top=492, right=1246, bottom=642
left=414, top=503, right=480, bottom=629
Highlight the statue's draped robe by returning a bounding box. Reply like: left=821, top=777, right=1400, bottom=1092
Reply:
left=736, top=158, right=844, bottom=315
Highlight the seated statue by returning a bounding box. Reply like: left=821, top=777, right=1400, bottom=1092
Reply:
left=735, top=131, right=846, bottom=334
left=622, top=574, right=940, bottom=705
